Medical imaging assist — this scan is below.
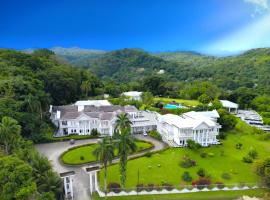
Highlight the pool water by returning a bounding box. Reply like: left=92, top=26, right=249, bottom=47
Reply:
left=164, top=104, right=185, bottom=109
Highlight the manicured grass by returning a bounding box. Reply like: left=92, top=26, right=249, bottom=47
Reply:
left=154, top=97, right=200, bottom=107
left=99, top=119, right=270, bottom=189
left=61, top=140, right=153, bottom=165
left=92, top=189, right=266, bottom=200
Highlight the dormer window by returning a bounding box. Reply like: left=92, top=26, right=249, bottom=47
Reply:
left=62, top=121, right=67, bottom=125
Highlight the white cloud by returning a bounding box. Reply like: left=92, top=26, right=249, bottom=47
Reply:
left=204, top=14, right=270, bottom=55
left=244, top=0, right=269, bottom=16
left=245, top=0, right=269, bottom=10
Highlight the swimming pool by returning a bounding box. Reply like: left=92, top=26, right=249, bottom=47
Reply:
left=164, top=103, right=186, bottom=109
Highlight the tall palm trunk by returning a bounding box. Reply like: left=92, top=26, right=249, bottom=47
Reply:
left=120, top=153, right=127, bottom=188
left=104, top=164, right=107, bottom=195
left=4, top=141, right=9, bottom=154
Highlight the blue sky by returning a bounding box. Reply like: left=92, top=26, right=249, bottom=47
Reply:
left=1, top=0, right=270, bottom=55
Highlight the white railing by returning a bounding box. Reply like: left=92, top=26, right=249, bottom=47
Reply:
left=96, top=183, right=260, bottom=197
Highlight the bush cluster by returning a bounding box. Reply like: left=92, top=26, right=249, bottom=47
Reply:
left=215, top=182, right=225, bottom=189
left=200, top=152, right=207, bottom=158
left=192, top=177, right=211, bottom=189
left=242, top=148, right=258, bottom=163
left=242, top=156, right=253, bottom=163
left=221, top=172, right=231, bottom=180
left=182, top=171, right=192, bottom=182
left=148, top=130, right=162, bottom=141
left=197, top=168, right=206, bottom=177
left=107, top=182, right=121, bottom=193
left=136, top=183, right=174, bottom=192
left=179, top=155, right=197, bottom=168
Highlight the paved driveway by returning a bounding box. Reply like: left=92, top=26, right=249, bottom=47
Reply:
left=35, top=136, right=166, bottom=200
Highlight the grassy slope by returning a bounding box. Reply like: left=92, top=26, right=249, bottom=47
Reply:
left=61, top=141, right=153, bottom=165
left=99, top=120, right=270, bottom=188
left=92, top=189, right=266, bottom=200
left=154, top=97, right=200, bottom=107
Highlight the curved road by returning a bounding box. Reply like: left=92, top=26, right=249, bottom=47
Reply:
left=35, top=136, right=166, bottom=200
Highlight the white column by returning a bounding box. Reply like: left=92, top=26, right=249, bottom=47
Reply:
left=206, top=131, right=209, bottom=146
left=64, top=177, right=68, bottom=196
left=69, top=177, right=74, bottom=200
left=89, top=172, right=93, bottom=194
left=94, top=171, right=98, bottom=190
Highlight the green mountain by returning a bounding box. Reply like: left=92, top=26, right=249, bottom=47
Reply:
left=23, top=47, right=106, bottom=66
left=36, top=47, right=270, bottom=94
left=87, top=48, right=179, bottom=82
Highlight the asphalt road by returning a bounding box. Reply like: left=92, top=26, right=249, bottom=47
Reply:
left=35, top=136, right=166, bottom=200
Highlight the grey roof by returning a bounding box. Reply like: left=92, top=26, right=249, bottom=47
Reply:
left=84, top=112, right=100, bottom=118
left=99, top=112, right=114, bottom=120
left=61, top=112, right=80, bottom=119
left=52, top=105, right=138, bottom=121
left=124, top=105, right=138, bottom=112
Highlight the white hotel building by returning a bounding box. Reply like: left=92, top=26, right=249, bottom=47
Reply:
left=157, top=110, right=221, bottom=147
left=50, top=100, right=222, bottom=147
left=50, top=100, right=157, bottom=136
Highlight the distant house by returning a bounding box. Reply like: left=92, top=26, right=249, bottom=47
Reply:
left=157, top=69, right=165, bottom=74
left=220, top=100, right=239, bottom=114
left=122, top=91, right=142, bottom=101
left=50, top=100, right=156, bottom=137
left=157, top=110, right=221, bottom=147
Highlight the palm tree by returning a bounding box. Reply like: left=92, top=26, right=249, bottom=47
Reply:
left=141, top=92, right=154, bottom=107
left=24, top=94, right=43, bottom=119
left=115, top=128, right=137, bottom=189
left=81, top=80, right=92, bottom=97
left=0, top=117, right=21, bottom=154
left=93, top=137, right=114, bottom=194
left=115, top=113, right=132, bottom=133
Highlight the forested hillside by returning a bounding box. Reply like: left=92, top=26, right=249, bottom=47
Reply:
left=87, top=48, right=179, bottom=82
left=55, top=47, right=270, bottom=95
left=0, top=49, right=103, bottom=142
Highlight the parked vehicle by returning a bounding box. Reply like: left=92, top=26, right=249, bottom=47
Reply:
left=70, top=139, right=75, bottom=145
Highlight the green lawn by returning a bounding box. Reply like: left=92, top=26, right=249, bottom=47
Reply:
left=92, top=189, right=266, bottom=200
left=154, top=97, right=200, bottom=107
left=61, top=140, right=153, bottom=165
left=99, top=120, right=270, bottom=189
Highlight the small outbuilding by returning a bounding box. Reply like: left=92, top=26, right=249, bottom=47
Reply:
left=220, top=100, right=239, bottom=114
left=122, top=91, right=142, bottom=101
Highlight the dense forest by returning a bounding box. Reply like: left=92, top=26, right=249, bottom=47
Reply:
left=53, top=47, right=270, bottom=94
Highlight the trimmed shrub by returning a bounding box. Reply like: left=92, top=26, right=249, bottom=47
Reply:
left=182, top=171, right=192, bottom=182
left=221, top=172, right=231, bottom=180
left=192, top=177, right=211, bottom=189
left=197, top=168, right=206, bottom=177
left=136, top=184, right=144, bottom=192
left=200, top=152, right=207, bottom=158
left=217, top=132, right=227, bottom=140
left=90, top=128, right=100, bottom=137
left=155, top=185, right=162, bottom=191
left=80, top=156, right=84, bottom=160
left=248, top=148, right=258, bottom=159
left=235, top=143, right=243, bottom=150
left=215, top=182, right=225, bottom=189
left=242, top=156, right=253, bottom=163
left=179, top=155, right=197, bottom=168
left=187, top=139, right=201, bottom=150
left=148, top=130, right=162, bottom=141
left=107, top=182, right=121, bottom=193
left=146, top=184, right=155, bottom=192
left=144, top=152, right=152, bottom=158
left=162, top=183, right=174, bottom=191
